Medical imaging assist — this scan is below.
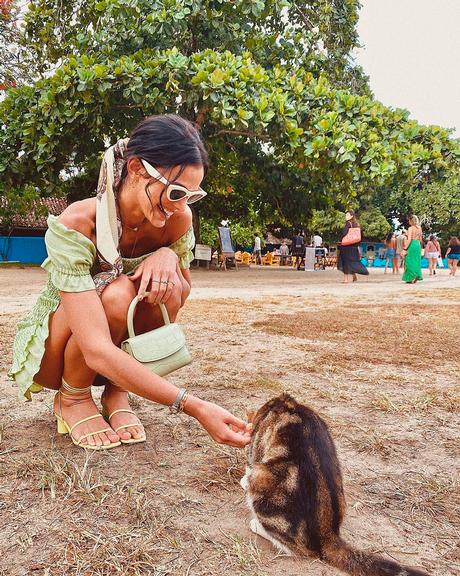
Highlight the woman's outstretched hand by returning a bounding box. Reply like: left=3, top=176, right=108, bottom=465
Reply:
left=190, top=400, right=252, bottom=448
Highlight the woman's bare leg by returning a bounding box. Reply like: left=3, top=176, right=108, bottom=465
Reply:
left=34, top=275, right=137, bottom=446
left=100, top=268, right=187, bottom=441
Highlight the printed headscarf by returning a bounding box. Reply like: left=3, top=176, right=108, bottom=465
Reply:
left=93, top=138, right=129, bottom=294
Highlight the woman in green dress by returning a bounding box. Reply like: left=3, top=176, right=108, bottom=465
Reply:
left=401, top=215, right=423, bottom=284
left=9, top=115, right=252, bottom=450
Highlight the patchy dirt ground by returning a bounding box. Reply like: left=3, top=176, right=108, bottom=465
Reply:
left=0, top=265, right=459, bottom=576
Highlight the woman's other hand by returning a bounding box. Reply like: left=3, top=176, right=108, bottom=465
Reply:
left=188, top=399, right=252, bottom=448
left=129, top=248, right=178, bottom=304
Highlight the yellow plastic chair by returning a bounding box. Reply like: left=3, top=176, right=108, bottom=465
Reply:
left=262, top=252, right=273, bottom=266
left=241, top=252, right=251, bottom=265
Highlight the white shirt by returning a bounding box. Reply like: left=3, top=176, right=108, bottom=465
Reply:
left=254, top=236, right=261, bottom=251
left=313, top=234, right=323, bottom=247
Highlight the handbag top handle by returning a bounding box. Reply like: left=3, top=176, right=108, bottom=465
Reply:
left=126, top=293, right=170, bottom=338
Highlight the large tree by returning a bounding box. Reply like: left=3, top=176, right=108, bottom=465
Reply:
left=1, top=0, right=459, bottom=236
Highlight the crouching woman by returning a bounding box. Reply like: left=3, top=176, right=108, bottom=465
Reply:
left=9, top=114, right=251, bottom=450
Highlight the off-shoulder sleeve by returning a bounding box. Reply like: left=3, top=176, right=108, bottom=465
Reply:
left=41, top=215, right=97, bottom=292
left=169, top=227, right=195, bottom=269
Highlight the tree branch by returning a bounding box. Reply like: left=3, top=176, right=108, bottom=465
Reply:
left=195, top=104, right=209, bottom=127
left=210, top=129, right=270, bottom=141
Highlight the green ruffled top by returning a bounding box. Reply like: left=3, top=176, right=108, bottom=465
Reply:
left=9, top=215, right=195, bottom=400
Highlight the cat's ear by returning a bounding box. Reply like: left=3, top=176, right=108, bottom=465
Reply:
left=247, top=409, right=257, bottom=423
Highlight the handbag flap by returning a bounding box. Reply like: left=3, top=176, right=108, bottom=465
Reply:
left=122, top=324, right=187, bottom=363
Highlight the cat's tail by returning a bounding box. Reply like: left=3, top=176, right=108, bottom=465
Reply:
left=321, top=535, right=431, bottom=576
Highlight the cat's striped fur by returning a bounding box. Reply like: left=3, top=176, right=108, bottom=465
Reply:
left=241, top=394, right=430, bottom=576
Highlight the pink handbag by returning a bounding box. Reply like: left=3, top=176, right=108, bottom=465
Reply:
left=341, top=227, right=361, bottom=246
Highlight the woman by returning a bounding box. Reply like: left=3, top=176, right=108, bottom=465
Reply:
left=395, top=230, right=407, bottom=274
left=445, top=236, right=460, bottom=276
left=9, top=115, right=251, bottom=450
left=424, top=234, right=441, bottom=276
left=401, top=215, right=423, bottom=283
left=337, top=210, right=369, bottom=283
left=384, top=232, right=397, bottom=274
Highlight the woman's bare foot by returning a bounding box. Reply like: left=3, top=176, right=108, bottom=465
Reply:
left=54, top=391, right=120, bottom=447
left=101, top=383, right=145, bottom=443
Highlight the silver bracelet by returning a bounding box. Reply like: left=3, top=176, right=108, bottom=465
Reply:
left=170, top=388, right=188, bottom=414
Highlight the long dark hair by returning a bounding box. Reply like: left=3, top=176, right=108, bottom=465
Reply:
left=120, top=114, right=208, bottom=184
left=449, top=236, right=460, bottom=247
left=346, top=209, right=359, bottom=228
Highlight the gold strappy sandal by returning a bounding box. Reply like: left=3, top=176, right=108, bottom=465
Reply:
left=101, top=407, right=146, bottom=445
left=55, top=379, right=121, bottom=450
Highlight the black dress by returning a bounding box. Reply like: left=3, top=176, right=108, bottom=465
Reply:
left=337, top=223, right=369, bottom=275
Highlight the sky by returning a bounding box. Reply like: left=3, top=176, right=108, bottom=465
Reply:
left=354, top=0, right=460, bottom=138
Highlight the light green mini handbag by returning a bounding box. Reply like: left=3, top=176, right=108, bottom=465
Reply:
left=121, top=294, right=192, bottom=377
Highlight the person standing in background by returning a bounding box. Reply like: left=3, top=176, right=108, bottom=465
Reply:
left=292, top=230, right=305, bottom=270
left=337, top=210, right=369, bottom=283
left=279, top=240, right=289, bottom=265
left=395, top=230, right=406, bottom=274
left=445, top=236, right=460, bottom=277
left=424, top=235, right=442, bottom=276
left=312, top=231, right=323, bottom=247
left=401, top=215, right=423, bottom=284
left=384, top=232, right=397, bottom=274
left=253, top=234, right=262, bottom=265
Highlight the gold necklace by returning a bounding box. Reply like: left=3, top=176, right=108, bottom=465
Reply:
left=117, top=208, right=145, bottom=258
left=116, top=196, right=146, bottom=258
left=129, top=227, right=141, bottom=259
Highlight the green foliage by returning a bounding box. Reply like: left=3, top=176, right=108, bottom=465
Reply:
left=229, top=222, right=259, bottom=248
left=310, top=208, right=346, bottom=243
left=1, top=0, right=459, bottom=231
left=198, top=218, right=219, bottom=247
left=0, top=185, right=42, bottom=234
left=0, top=0, right=38, bottom=86
left=199, top=218, right=260, bottom=249
left=410, top=177, right=460, bottom=239
left=359, top=207, right=391, bottom=240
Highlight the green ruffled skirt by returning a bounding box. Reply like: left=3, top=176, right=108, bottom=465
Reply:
left=8, top=279, right=61, bottom=400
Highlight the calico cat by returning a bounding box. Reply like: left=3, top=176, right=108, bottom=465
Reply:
left=240, top=393, right=430, bottom=576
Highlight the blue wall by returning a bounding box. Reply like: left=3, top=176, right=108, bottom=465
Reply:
left=0, top=236, right=47, bottom=264
left=362, top=256, right=448, bottom=269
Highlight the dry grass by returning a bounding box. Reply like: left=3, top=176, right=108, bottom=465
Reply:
left=254, top=304, right=460, bottom=371
left=0, top=312, right=21, bottom=372
left=1, top=271, right=459, bottom=575
left=190, top=446, right=244, bottom=493
left=360, top=471, right=460, bottom=526
left=368, top=386, right=460, bottom=415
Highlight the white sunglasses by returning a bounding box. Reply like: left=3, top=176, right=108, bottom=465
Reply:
left=140, top=159, right=207, bottom=204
